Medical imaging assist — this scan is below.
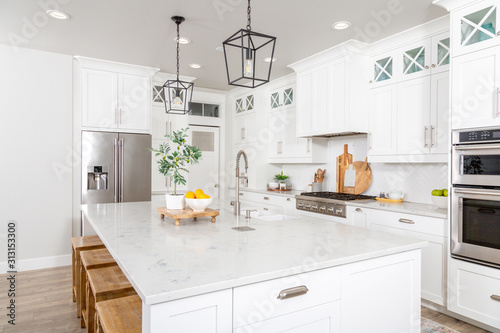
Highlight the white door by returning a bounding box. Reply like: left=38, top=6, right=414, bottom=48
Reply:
left=397, top=76, right=431, bottom=155
left=430, top=72, right=450, bottom=155
left=81, top=68, right=118, bottom=129
left=368, top=84, right=397, bottom=156
left=188, top=126, right=220, bottom=199
left=399, top=39, right=431, bottom=81
left=452, top=45, right=500, bottom=129
left=118, top=74, right=151, bottom=132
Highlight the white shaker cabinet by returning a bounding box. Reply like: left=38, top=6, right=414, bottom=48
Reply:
left=399, top=39, right=431, bottom=81
left=81, top=68, right=152, bottom=133
left=451, top=0, right=500, bottom=57
left=370, top=51, right=398, bottom=87
left=368, top=84, right=398, bottom=156
left=451, top=45, right=500, bottom=129
left=430, top=32, right=451, bottom=75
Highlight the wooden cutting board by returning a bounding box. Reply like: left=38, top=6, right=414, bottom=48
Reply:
left=157, top=207, right=219, bottom=226
left=336, top=144, right=353, bottom=192
left=343, top=158, right=372, bottom=194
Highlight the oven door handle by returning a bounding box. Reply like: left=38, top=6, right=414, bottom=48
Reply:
left=454, top=144, right=500, bottom=150
left=455, top=189, right=500, bottom=196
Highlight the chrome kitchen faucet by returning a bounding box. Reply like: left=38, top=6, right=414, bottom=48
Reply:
left=234, top=150, right=248, bottom=215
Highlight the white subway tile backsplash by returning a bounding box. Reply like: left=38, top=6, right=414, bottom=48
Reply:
left=282, top=135, right=448, bottom=205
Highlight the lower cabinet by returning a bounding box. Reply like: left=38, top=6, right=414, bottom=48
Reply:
left=232, top=190, right=298, bottom=217
left=448, top=258, right=500, bottom=330
left=348, top=206, right=447, bottom=306
left=144, top=250, right=421, bottom=333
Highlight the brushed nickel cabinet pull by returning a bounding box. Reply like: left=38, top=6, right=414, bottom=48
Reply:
left=355, top=208, right=362, bottom=212
left=287, top=198, right=291, bottom=201
left=491, top=295, right=500, bottom=302
left=399, top=218, right=415, bottom=224
left=277, top=285, right=309, bottom=300
left=263, top=197, right=270, bottom=200
left=424, top=126, right=428, bottom=147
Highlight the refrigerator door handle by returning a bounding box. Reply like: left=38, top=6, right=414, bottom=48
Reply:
left=113, top=138, right=119, bottom=203
left=119, top=138, right=124, bottom=202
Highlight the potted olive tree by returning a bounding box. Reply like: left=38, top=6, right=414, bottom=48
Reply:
left=150, top=128, right=202, bottom=209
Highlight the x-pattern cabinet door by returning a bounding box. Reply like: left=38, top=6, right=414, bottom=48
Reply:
left=431, top=32, right=450, bottom=74
left=370, top=52, right=398, bottom=87
left=452, top=0, right=500, bottom=57
left=399, top=39, right=431, bottom=81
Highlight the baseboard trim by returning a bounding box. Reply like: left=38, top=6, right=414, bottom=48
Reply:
left=0, top=254, right=71, bottom=273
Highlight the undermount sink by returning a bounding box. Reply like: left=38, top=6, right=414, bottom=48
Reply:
left=254, top=214, right=297, bottom=221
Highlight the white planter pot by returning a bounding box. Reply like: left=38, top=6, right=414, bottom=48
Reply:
left=165, top=193, right=185, bottom=210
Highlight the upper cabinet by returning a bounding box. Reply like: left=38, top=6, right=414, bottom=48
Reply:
left=235, top=93, right=255, bottom=114
left=452, top=0, right=500, bottom=57
left=269, top=85, right=295, bottom=110
left=431, top=32, right=451, bottom=74
left=290, top=45, right=369, bottom=137
left=399, top=39, right=431, bottom=81
left=370, top=51, right=398, bottom=87
left=76, top=57, right=158, bottom=134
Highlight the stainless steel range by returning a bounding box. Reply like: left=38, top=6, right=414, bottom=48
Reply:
left=295, top=192, right=376, bottom=218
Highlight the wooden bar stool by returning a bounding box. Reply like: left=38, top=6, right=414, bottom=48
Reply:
left=95, top=295, right=142, bottom=333
left=71, top=235, right=105, bottom=317
left=80, top=248, right=117, bottom=327
left=86, top=265, right=136, bottom=333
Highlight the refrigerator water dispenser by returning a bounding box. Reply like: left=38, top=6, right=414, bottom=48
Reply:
left=87, top=166, right=108, bottom=190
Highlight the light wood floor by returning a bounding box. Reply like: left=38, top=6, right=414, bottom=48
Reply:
left=0, top=265, right=492, bottom=332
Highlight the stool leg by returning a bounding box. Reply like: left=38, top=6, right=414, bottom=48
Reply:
left=87, top=280, right=96, bottom=333
left=76, top=250, right=81, bottom=317
left=80, top=265, right=86, bottom=327
left=72, top=248, right=76, bottom=302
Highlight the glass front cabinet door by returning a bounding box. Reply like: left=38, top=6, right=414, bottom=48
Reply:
left=453, top=0, right=500, bottom=57
left=270, top=85, right=295, bottom=110
left=431, top=32, right=450, bottom=74
left=370, top=52, right=397, bottom=87
left=399, top=39, right=431, bottom=81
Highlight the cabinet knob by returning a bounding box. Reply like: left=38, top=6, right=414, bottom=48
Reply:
left=369, top=80, right=373, bottom=84
left=425, top=65, right=429, bottom=69
left=431, top=64, right=436, bottom=68
left=287, top=198, right=291, bottom=201
left=497, top=31, right=500, bottom=36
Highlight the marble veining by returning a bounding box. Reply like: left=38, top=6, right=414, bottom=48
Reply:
left=81, top=201, right=427, bottom=305
left=347, top=200, right=447, bottom=219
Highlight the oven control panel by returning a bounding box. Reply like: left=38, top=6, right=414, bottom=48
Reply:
left=457, top=129, right=500, bottom=144
left=296, top=199, right=346, bottom=218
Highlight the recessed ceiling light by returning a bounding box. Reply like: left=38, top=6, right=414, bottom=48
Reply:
left=215, top=46, right=223, bottom=52
left=332, top=21, right=351, bottom=30
left=46, top=10, right=71, bottom=20
left=263, top=57, right=277, bottom=63
left=189, top=63, right=202, bottom=69
left=173, top=37, right=191, bottom=44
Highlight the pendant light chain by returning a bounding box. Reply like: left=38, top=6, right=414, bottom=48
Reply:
left=176, top=21, right=180, bottom=81
left=246, top=0, right=251, bottom=31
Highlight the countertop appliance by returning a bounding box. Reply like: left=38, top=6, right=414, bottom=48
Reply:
left=82, top=131, right=151, bottom=205
left=451, top=127, right=500, bottom=268
left=295, top=192, right=376, bottom=218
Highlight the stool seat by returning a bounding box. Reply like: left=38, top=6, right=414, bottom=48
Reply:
left=80, top=248, right=117, bottom=327
left=96, top=295, right=142, bottom=333
left=86, top=265, right=136, bottom=333
left=72, top=235, right=105, bottom=317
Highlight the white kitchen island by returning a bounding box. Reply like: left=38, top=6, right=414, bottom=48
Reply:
left=81, top=201, right=427, bottom=333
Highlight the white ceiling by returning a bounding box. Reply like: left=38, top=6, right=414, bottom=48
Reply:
left=0, top=0, right=447, bottom=90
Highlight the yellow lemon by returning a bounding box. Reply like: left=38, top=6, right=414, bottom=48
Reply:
left=185, top=191, right=195, bottom=199
left=194, top=189, right=204, bottom=198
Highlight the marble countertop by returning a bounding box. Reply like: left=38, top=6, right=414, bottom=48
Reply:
left=81, top=201, right=427, bottom=306
left=346, top=200, right=448, bottom=219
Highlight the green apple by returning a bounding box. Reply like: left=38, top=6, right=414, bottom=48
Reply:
left=443, top=189, right=448, bottom=197
left=432, top=189, right=443, bottom=196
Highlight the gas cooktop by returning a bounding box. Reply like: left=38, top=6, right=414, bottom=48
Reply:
left=295, top=192, right=376, bottom=218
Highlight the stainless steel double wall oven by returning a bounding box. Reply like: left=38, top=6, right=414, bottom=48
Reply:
left=451, top=127, right=500, bottom=268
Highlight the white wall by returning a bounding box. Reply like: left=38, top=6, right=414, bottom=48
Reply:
left=282, top=135, right=448, bottom=205
left=0, top=45, right=73, bottom=272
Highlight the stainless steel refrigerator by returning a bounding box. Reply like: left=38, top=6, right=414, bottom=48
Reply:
left=82, top=131, right=151, bottom=204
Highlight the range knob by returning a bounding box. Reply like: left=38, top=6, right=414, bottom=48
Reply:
left=305, top=204, right=311, bottom=210
left=327, top=207, right=334, bottom=214
left=335, top=208, right=343, bottom=216
left=312, top=205, right=318, bottom=211
left=297, top=203, right=304, bottom=208
left=319, top=206, right=326, bottom=213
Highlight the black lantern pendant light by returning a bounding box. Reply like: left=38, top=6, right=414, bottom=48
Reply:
left=222, top=0, right=276, bottom=88
left=163, top=16, right=194, bottom=114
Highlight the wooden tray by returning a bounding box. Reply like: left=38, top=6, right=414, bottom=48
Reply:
left=157, top=207, right=219, bottom=226
left=375, top=197, right=403, bottom=203
left=267, top=188, right=292, bottom=192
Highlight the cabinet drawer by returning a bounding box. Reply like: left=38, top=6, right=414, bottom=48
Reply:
left=449, top=259, right=500, bottom=329
left=239, top=191, right=286, bottom=206
left=369, top=209, right=446, bottom=237
left=233, top=267, right=341, bottom=327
